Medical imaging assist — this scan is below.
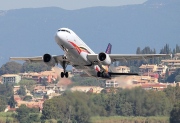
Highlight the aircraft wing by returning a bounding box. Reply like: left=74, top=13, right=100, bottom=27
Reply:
left=10, top=56, right=43, bottom=62
left=10, top=55, right=69, bottom=63
left=87, top=54, right=170, bottom=63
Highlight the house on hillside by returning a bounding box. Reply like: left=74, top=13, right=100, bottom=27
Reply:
left=19, top=68, right=59, bottom=83
left=139, top=64, right=157, bottom=74
left=2, top=74, right=21, bottom=84
left=139, top=64, right=168, bottom=80
left=105, top=79, right=119, bottom=88
left=71, top=86, right=103, bottom=93
left=116, top=66, right=130, bottom=73
left=141, top=83, right=167, bottom=91
left=13, top=86, right=20, bottom=94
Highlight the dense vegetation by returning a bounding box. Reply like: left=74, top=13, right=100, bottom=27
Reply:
left=18, top=79, right=37, bottom=93
left=0, top=82, right=180, bottom=122
left=0, top=61, right=51, bottom=75
left=16, top=105, right=40, bottom=123
left=21, top=62, right=51, bottom=73
left=0, top=83, right=14, bottom=111
left=41, top=84, right=180, bottom=123
left=70, top=75, right=105, bottom=87
left=170, top=102, right=180, bottom=123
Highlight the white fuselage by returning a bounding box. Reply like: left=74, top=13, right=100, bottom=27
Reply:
left=55, top=28, right=100, bottom=77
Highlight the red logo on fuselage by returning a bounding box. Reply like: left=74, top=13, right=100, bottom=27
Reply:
left=69, top=41, right=90, bottom=54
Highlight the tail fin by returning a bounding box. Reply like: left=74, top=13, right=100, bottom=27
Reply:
left=105, top=43, right=112, bottom=54
left=104, top=43, right=112, bottom=71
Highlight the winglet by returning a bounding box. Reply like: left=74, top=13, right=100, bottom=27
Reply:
left=105, top=43, right=112, bottom=54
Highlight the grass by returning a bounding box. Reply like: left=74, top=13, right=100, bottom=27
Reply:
left=90, top=116, right=170, bottom=123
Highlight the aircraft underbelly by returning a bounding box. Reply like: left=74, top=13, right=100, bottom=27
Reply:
left=67, top=49, right=91, bottom=66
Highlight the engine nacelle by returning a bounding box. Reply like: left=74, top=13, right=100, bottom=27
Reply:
left=97, top=52, right=111, bottom=65
left=43, top=54, right=56, bottom=67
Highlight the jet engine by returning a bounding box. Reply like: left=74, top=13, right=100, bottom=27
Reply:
left=97, top=52, right=111, bottom=65
left=43, top=54, right=56, bottom=67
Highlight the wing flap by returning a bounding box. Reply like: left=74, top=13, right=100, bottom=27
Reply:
left=10, top=56, right=43, bottom=62
left=87, top=54, right=170, bottom=63
left=109, top=72, right=139, bottom=76
left=109, top=54, right=170, bottom=61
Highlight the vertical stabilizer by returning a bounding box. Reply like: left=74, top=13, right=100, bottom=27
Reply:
left=97, top=43, right=112, bottom=74
left=104, top=43, right=112, bottom=72
left=105, top=43, right=112, bottom=54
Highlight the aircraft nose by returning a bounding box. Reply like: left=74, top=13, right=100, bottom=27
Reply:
left=55, top=31, right=67, bottom=44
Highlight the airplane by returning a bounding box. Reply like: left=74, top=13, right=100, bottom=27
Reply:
left=10, top=28, right=170, bottom=79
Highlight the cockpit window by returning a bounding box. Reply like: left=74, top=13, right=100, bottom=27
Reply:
left=58, top=29, right=71, bottom=34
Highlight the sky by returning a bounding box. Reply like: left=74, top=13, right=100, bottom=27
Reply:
left=0, top=0, right=147, bottom=10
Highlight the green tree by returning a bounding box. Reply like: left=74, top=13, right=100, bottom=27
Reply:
left=71, top=75, right=105, bottom=87
left=165, top=68, right=169, bottom=82
left=164, top=85, right=177, bottom=105
left=21, top=62, right=51, bottom=72
left=175, top=83, right=180, bottom=101
left=19, top=79, right=36, bottom=93
left=166, top=68, right=180, bottom=83
left=17, top=86, right=26, bottom=96
left=23, top=96, right=32, bottom=101
left=176, top=44, right=180, bottom=53
left=145, top=90, right=171, bottom=116
left=166, top=73, right=176, bottom=83
left=42, top=91, right=92, bottom=123
left=8, top=95, right=17, bottom=108
left=160, top=44, right=171, bottom=54
left=175, top=75, right=180, bottom=82
left=0, top=83, right=13, bottom=97
left=40, top=77, right=49, bottom=86
left=29, top=113, right=40, bottom=123
left=0, top=61, right=22, bottom=75
left=41, top=98, right=62, bottom=119
left=0, top=95, right=7, bottom=112
left=29, top=113, right=40, bottom=122
left=105, top=92, right=117, bottom=116
left=0, top=83, right=14, bottom=110
left=136, top=47, right=141, bottom=54
left=170, top=103, right=180, bottom=123
left=43, top=95, right=49, bottom=99
left=16, top=104, right=40, bottom=123
left=120, top=102, right=133, bottom=116
left=16, top=105, right=30, bottom=123
left=91, top=93, right=107, bottom=116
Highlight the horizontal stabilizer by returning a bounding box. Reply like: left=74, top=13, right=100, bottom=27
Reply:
left=109, top=72, right=139, bottom=76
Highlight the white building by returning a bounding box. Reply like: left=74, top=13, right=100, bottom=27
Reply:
left=155, top=64, right=168, bottom=75
left=105, top=79, right=119, bottom=88
left=71, top=86, right=103, bottom=93
left=2, top=74, right=21, bottom=84
left=116, top=66, right=130, bottom=73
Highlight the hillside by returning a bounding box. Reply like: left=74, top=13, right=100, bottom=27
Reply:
left=0, top=0, right=180, bottom=66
